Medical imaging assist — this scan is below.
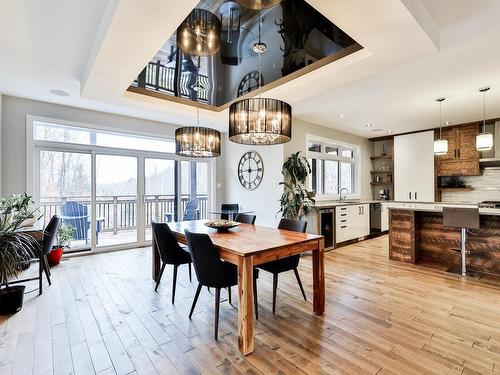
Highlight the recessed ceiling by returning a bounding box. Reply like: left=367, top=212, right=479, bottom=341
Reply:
left=0, top=0, right=499, bottom=138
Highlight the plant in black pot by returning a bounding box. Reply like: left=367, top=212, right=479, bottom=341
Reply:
left=278, top=151, right=316, bottom=220
left=0, top=210, right=39, bottom=315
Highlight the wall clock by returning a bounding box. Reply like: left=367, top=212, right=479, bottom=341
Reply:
left=238, top=151, right=264, bottom=190
left=237, top=71, right=263, bottom=98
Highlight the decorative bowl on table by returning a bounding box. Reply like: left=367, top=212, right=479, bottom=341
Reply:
left=204, top=219, right=240, bottom=232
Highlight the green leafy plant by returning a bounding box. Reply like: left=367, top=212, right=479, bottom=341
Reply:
left=278, top=152, right=316, bottom=219
left=55, top=225, right=74, bottom=249
left=0, top=209, right=39, bottom=286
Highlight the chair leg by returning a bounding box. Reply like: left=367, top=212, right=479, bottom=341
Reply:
left=293, top=268, right=307, bottom=301
left=39, top=253, right=43, bottom=295
left=42, top=257, right=51, bottom=286
left=189, top=283, right=202, bottom=318
left=253, top=276, right=259, bottom=320
left=172, top=265, right=178, bottom=304
left=44, top=255, right=51, bottom=276
left=272, top=273, right=278, bottom=314
left=214, top=288, right=221, bottom=340
left=154, top=263, right=166, bottom=292
left=188, top=263, right=192, bottom=282
left=227, top=286, right=232, bottom=305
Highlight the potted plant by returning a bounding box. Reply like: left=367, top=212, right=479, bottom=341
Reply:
left=0, top=209, right=39, bottom=315
left=278, top=151, right=316, bottom=220
left=47, top=225, right=74, bottom=266
left=0, top=193, right=38, bottom=227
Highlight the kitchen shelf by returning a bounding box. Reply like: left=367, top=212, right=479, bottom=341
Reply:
left=370, top=155, right=393, bottom=160
left=370, top=182, right=393, bottom=186
left=370, top=170, right=393, bottom=174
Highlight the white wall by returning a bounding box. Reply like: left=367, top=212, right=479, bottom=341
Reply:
left=223, top=134, right=284, bottom=227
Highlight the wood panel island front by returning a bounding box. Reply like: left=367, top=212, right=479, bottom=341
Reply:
left=389, top=205, right=500, bottom=276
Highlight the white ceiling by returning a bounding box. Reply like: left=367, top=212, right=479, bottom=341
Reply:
left=1, top=0, right=500, bottom=138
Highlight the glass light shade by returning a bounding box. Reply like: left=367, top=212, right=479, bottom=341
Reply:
left=175, top=127, right=221, bottom=158
left=176, top=9, right=221, bottom=56
left=476, top=132, right=494, bottom=151
left=235, top=0, right=281, bottom=9
left=229, top=98, right=292, bottom=145
left=433, top=139, right=448, bottom=155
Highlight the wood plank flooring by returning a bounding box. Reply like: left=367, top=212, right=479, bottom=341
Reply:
left=1, top=235, right=500, bottom=374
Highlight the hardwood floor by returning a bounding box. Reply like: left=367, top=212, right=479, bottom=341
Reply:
left=2, top=235, right=500, bottom=374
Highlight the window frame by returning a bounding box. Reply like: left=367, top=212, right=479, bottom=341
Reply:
left=305, top=134, right=361, bottom=201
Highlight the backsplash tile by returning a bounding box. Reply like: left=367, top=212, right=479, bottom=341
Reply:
left=441, top=168, right=500, bottom=203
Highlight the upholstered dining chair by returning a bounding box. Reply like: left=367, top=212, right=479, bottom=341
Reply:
left=234, top=213, right=256, bottom=225
left=256, top=218, right=307, bottom=314
left=221, top=203, right=239, bottom=220
left=151, top=222, right=192, bottom=303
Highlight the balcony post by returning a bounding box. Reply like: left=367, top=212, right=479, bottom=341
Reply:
left=113, top=196, right=118, bottom=235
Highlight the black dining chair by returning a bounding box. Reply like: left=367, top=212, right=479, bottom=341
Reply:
left=152, top=222, right=192, bottom=303
left=256, top=218, right=308, bottom=314
left=221, top=203, right=239, bottom=220
left=185, top=229, right=259, bottom=339
left=234, top=213, right=256, bottom=225
left=40, top=215, right=61, bottom=290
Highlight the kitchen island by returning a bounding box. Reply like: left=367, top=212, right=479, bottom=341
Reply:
left=389, top=204, right=500, bottom=276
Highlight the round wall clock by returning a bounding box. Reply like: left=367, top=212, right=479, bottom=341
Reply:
left=237, top=71, right=263, bottom=97
left=238, top=151, right=264, bottom=190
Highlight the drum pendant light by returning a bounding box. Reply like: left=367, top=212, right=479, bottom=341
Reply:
left=433, top=97, right=448, bottom=155
left=228, top=7, right=292, bottom=145
left=476, top=87, right=494, bottom=151
left=177, top=9, right=222, bottom=56
left=175, top=59, right=221, bottom=158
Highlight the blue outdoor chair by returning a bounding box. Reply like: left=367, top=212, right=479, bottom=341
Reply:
left=60, top=201, right=104, bottom=245
left=164, top=198, right=200, bottom=222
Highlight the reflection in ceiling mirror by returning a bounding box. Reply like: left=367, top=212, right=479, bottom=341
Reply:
left=129, top=0, right=359, bottom=108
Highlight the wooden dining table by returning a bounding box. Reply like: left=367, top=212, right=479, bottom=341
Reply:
left=151, top=220, right=325, bottom=356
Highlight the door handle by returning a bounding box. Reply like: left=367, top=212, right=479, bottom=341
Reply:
left=414, top=192, right=417, bottom=201
left=409, top=192, right=412, bottom=200
left=458, top=149, right=460, bottom=159
left=341, top=225, right=347, bottom=229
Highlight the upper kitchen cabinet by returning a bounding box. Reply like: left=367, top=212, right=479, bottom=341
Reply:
left=394, top=131, right=435, bottom=202
left=435, top=124, right=481, bottom=176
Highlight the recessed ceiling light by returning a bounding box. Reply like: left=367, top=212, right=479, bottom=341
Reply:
left=444, top=121, right=451, bottom=125
left=50, top=89, right=70, bottom=97
left=338, top=113, right=344, bottom=118
left=366, top=123, right=373, bottom=127
left=387, top=131, right=393, bottom=134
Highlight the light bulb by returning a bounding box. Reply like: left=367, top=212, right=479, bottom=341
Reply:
left=259, top=109, right=266, bottom=120
left=240, top=111, right=247, bottom=122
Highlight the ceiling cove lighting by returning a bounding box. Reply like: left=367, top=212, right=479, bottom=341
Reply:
left=228, top=7, right=291, bottom=145
left=235, top=0, right=281, bottom=9
left=175, top=59, right=221, bottom=158
left=176, top=9, right=222, bottom=57
left=476, top=87, right=494, bottom=151
left=434, top=97, right=449, bottom=155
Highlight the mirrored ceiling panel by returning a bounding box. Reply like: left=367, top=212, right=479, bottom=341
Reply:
left=129, top=0, right=360, bottom=109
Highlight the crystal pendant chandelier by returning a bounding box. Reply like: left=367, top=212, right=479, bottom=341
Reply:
left=176, top=9, right=222, bottom=56
left=476, top=87, right=494, bottom=151
left=433, top=97, right=448, bottom=155
left=228, top=7, right=292, bottom=145
left=235, top=0, right=281, bottom=9
left=175, top=60, right=221, bottom=158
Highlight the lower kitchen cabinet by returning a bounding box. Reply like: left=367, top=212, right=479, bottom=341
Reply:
left=336, top=204, right=370, bottom=243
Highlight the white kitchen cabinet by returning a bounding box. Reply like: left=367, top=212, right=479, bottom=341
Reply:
left=336, top=204, right=370, bottom=243
left=381, top=203, right=389, bottom=232
left=394, top=131, right=435, bottom=202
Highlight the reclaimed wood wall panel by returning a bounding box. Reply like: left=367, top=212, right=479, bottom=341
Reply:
left=389, top=210, right=417, bottom=263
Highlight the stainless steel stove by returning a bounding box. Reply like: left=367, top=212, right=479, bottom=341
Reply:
left=478, top=201, right=500, bottom=208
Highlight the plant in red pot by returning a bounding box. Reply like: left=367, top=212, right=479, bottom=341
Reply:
left=47, top=225, right=74, bottom=266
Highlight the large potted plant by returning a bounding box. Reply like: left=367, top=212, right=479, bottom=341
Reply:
left=0, top=193, right=38, bottom=227
left=278, top=151, right=316, bottom=220
left=47, top=225, right=74, bottom=266
left=0, top=210, right=39, bottom=315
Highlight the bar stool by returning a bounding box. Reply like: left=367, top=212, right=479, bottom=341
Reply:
left=442, top=207, right=480, bottom=278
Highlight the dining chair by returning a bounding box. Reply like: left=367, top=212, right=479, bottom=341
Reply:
left=40, top=215, right=61, bottom=291
left=185, top=229, right=259, bottom=339
left=256, top=218, right=308, bottom=314
left=221, top=203, right=239, bottom=220
left=152, top=222, right=192, bottom=303
left=234, top=213, right=256, bottom=225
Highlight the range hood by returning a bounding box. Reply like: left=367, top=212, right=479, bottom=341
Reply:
left=479, top=121, right=500, bottom=167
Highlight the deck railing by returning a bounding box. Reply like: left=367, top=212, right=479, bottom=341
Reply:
left=40, top=195, right=208, bottom=233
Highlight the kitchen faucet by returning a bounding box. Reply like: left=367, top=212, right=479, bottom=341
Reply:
left=339, top=187, right=349, bottom=201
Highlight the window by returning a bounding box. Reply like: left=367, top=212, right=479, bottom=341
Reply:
left=306, top=137, right=359, bottom=198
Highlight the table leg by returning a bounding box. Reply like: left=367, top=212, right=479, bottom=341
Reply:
left=152, top=237, right=160, bottom=282
left=237, top=255, right=254, bottom=355
left=312, top=238, right=325, bottom=315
